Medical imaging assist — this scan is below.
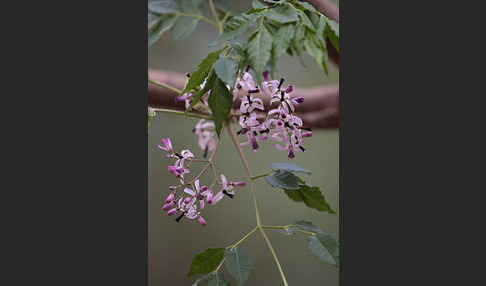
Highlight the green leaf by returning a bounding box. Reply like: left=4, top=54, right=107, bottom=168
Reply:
left=247, top=24, right=273, bottom=84
left=304, top=33, right=328, bottom=74
left=294, top=220, right=325, bottom=233
left=214, top=15, right=254, bottom=44
left=296, top=9, right=316, bottom=32
left=284, top=185, right=336, bottom=213
left=186, top=70, right=216, bottom=112
left=326, top=18, right=339, bottom=37
left=295, top=1, right=317, bottom=12
left=316, top=15, right=327, bottom=38
left=180, top=0, right=204, bottom=13
left=308, top=233, right=339, bottom=266
left=272, top=24, right=295, bottom=59
left=214, top=0, right=229, bottom=11
left=280, top=220, right=324, bottom=235
left=213, top=57, right=238, bottom=87
left=148, top=13, right=160, bottom=29
left=270, top=162, right=312, bottom=174
left=228, top=42, right=247, bottom=58
left=224, top=248, right=253, bottom=286
left=252, top=0, right=267, bottom=9
left=148, top=0, right=178, bottom=14
left=206, top=272, right=229, bottom=286
left=265, top=170, right=300, bottom=190
left=262, top=3, right=298, bottom=23
left=182, top=49, right=222, bottom=95
left=171, top=16, right=198, bottom=40
left=208, top=78, right=233, bottom=136
left=187, top=248, right=225, bottom=277
left=325, top=18, right=339, bottom=51
left=246, top=7, right=266, bottom=14
left=291, top=23, right=306, bottom=55
left=148, top=15, right=177, bottom=47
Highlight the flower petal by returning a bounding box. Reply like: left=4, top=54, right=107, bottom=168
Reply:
left=184, top=188, right=196, bottom=196
left=212, top=191, right=224, bottom=204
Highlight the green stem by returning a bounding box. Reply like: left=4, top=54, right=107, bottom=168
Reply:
left=226, top=226, right=259, bottom=249
left=214, top=257, right=226, bottom=273
left=151, top=108, right=212, bottom=120
left=250, top=171, right=273, bottom=181
left=208, top=0, right=223, bottom=34
left=148, top=78, right=182, bottom=94
left=226, top=122, right=289, bottom=286
left=175, top=12, right=218, bottom=27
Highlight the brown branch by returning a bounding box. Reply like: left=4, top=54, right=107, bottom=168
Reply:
left=305, top=0, right=339, bottom=22
left=148, top=70, right=339, bottom=128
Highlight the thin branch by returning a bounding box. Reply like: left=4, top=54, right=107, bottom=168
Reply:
left=208, top=0, right=223, bottom=34
left=151, top=108, right=212, bottom=120
left=226, top=226, right=259, bottom=249
left=226, top=122, right=289, bottom=286
left=250, top=171, right=273, bottom=181
left=148, top=78, right=182, bottom=94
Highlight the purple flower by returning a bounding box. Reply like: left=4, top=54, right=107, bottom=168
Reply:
left=166, top=193, right=175, bottom=203
left=197, top=216, right=207, bottom=226
left=158, top=138, right=173, bottom=153
left=167, top=208, right=177, bottom=216
left=234, top=72, right=257, bottom=95
left=162, top=201, right=175, bottom=211
left=193, top=119, right=217, bottom=154
left=240, top=94, right=264, bottom=114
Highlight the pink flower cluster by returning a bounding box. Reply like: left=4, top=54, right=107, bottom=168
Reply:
left=158, top=138, right=245, bottom=226
left=177, top=67, right=312, bottom=159
left=235, top=70, right=312, bottom=158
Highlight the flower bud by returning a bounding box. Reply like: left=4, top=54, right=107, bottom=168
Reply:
left=162, top=202, right=174, bottom=211
left=285, top=85, right=294, bottom=93
left=198, top=216, right=207, bottom=226
left=294, top=96, right=304, bottom=103
left=184, top=197, right=192, bottom=204
left=231, top=181, right=246, bottom=187
left=166, top=193, right=175, bottom=203
left=302, top=131, right=313, bottom=138
left=167, top=208, right=178, bottom=216
left=169, top=186, right=176, bottom=191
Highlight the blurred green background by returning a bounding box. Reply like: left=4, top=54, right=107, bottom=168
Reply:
left=148, top=1, right=339, bottom=285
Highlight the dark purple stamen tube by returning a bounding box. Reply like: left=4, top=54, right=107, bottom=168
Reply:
left=223, top=190, right=234, bottom=199
left=294, top=96, right=304, bottom=103
left=249, top=89, right=260, bottom=93
left=288, top=150, right=295, bottom=158
left=263, top=70, right=270, bottom=81
left=186, top=73, right=191, bottom=78
left=176, top=212, right=185, bottom=222
left=278, top=78, right=285, bottom=89
left=251, top=137, right=259, bottom=150
left=245, top=65, right=250, bottom=72
left=299, top=146, right=306, bottom=152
